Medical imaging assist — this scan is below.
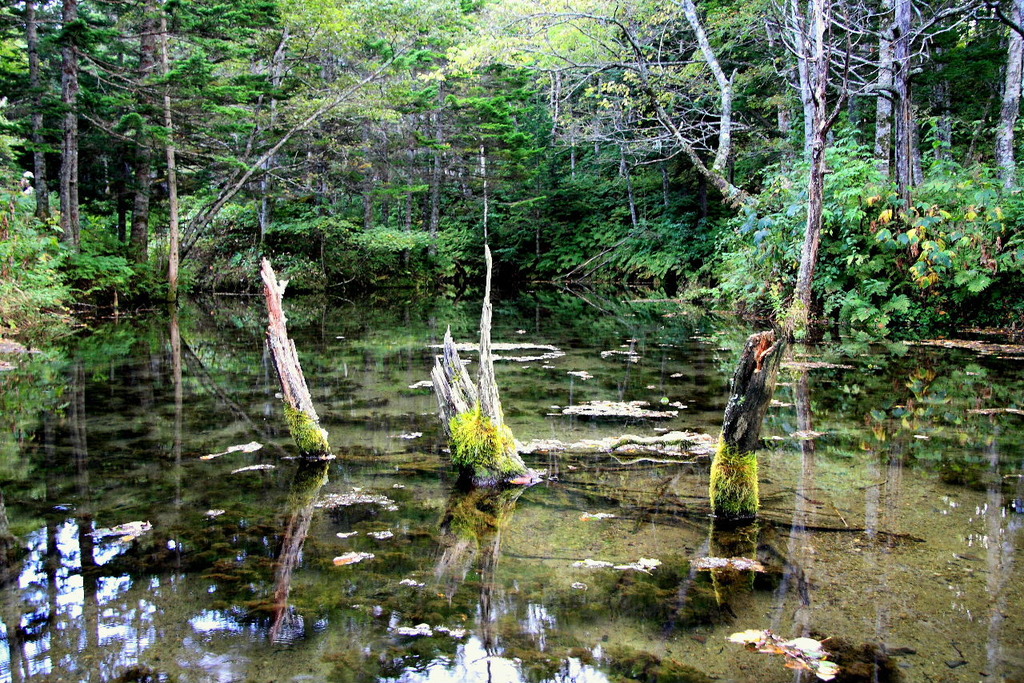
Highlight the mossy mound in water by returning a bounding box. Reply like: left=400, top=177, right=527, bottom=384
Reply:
left=605, top=644, right=712, bottom=683
left=820, top=637, right=903, bottom=683
left=709, top=438, right=759, bottom=523
left=284, top=404, right=330, bottom=455
left=449, top=404, right=527, bottom=483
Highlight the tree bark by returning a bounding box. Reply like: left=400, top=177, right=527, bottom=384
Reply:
left=161, top=13, right=180, bottom=302
left=931, top=57, right=953, bottom=161
left=480, top=144, right=489, bottom=243
left=131, top=0, right=159, bottom=264
left=709, top=330, right=785, bottom=525
left=893, top=0, right=915, bottom=207
left=258, top=28, right=290, bottom=243
left=429, top=109, right=443, bottom=249
left=622, top=151, right=638, bottom=231
left=681, top=0, right=734, bottom=174
left=786, top=0, right=816, bottom=161
left=789, top=0, right=837, bottom=336
left=874, top=0, right=895, bottom=178
left=26, top=0, right=49, bottom=219
left=997, top=0, right=1024, bottom=188
left=261, top=258, right=330, bottom=456
left=60, top=0, right=80, bottom=250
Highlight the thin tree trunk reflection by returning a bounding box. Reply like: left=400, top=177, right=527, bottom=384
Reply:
left=269, top=458, right=330, bottom=643
left=985, top=427, right=1019, bottom=679
left=771, top=369, right=815, bottom=635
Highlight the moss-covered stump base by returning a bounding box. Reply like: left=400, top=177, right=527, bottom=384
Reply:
left=449, top=404, right=529, bottom=486
left=709, top=438, right=759, bottom=526
left=284, top=404, right=331, bottom=457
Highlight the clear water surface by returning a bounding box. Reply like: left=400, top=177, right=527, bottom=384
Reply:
left=0, top=289, right=1021, bottom=683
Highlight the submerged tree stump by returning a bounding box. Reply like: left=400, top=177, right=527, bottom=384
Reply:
left=431, top=247, right=530, bottom=486
left=261, top=258, right=331, bottom=457
left=710, top=330, right=785, bottom=525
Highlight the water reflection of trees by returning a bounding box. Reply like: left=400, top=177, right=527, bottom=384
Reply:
left=435, top=485, right=524, bottom=654
left=269, top=457, right=330, bottom=643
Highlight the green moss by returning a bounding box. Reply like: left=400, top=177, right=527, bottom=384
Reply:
left=448, top=404, right=526, bottom=481
left=787, top=299, right=809, bottom=340
left=605, top=645, right=712, bottom=683
left=709, top=438, right=759, bottom=522
left=284, top=404, right=331, bottom=455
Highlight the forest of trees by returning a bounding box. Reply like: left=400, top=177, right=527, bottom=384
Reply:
left=1, top=0, right=1023, bottom=337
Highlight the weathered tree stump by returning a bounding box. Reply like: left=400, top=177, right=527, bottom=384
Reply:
left=261, top=258, right=331, bottom=457
left=431, top=247, right=531, bottom=485
left=710, top=329, right=785, bottom=525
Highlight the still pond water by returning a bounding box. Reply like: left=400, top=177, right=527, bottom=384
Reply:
left=0, top=290, right=1022, bottom=683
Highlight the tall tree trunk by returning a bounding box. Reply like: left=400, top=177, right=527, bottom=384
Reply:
left=259, top=28, right=290, bottom=243
left=60, top=0, right=80, bottom=250
left=363, top=188, right=374, bottom=230
left=621, top=151, right=638, bottom=231
left=131, top=0, right=159, bottom=264
left=130, top=148, right=152, bottom=262
left=874, top=0, right=895, bottom=178
left=681, top=0, right=734, bottom=174
left=116, top=160, right=129, bottom=242
left=480, top=145, right=489, bottom=243
left=788, top=0, right=838, bottom=336
left=661, top=162, right=671, bottom=209
left=26, top=0, right=49, bottom=219
left=893, top=0, right=914, bottom=208
left=429, top=123, right=442, bottom=249
left=792, top=0, right=816, bottom=161
left=997, top=0, right=1024, bottom=188
left=932, top=76, right=953, bottom=160
left=161, top=13, right=180, bottom=302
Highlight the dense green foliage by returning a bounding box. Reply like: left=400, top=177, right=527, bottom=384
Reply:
left=0, top=0, right=1022, bottom=336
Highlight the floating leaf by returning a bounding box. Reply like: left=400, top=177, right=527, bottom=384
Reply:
left=317, top=492, right=397, bottom=510
left=562, top=400, right=677, bottom=419
left=231, top=464, right=276, bottom=474
left=580, top=512, right=616, bottom=521
left=786, top=637, right=825, bottom=656
left=728, top=629, right=839, bottom=681
left=694, top=556, right=766, bottom=572
left=816, top=661, right=840, bottom=680
left=572, top=558, right=615, bottom=569
left=201, top=441, right=263, bottom=460
left=333, top=552, right=374, bottom=566
left=92, top=521, right=153, bottom=542
left=728, top=629, right=767, bottom=645
left=394, top=623, right=433, bottom=637
left=507, top=470, right=543, bottom=486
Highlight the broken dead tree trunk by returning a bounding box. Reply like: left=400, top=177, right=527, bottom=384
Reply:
left=431, top=246, right=530, bottom=486
left=710, top=330, right=785, bottom=526
left=261, top=258, right=331, bottom=457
